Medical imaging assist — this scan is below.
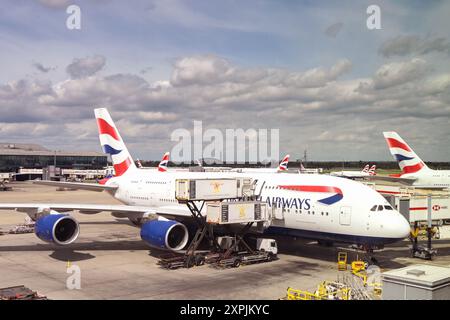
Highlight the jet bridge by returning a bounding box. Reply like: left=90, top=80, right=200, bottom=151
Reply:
left=159, top=178, right=271, bottom=269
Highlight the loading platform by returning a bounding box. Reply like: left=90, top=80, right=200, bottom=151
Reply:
left=158, top=178, right=275, bottom=269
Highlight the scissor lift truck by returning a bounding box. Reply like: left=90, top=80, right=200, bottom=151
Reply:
left=216, top=239, right=278, bottom=268
left=158, top=178, right=271, bottom=269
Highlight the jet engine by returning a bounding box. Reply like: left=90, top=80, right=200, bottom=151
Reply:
left=140, top=219, right=189, bottom=251
left=35, top=214, right=80, bottom=245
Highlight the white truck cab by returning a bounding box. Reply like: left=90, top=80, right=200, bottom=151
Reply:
left=257, top=238, right=278, bottom=255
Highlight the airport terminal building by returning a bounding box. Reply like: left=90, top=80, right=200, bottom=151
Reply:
left=0, top=143, right=107, bottom=172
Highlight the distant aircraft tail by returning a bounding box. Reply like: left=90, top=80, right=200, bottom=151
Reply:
left=277, top=154, right=290, bottom=171
left=368, top=165, right=376, bottom=176
left=361, top=164, right=370, bottom=173
left=383, top=132, right=429, bottom=175
left=299, top=162, right=306, bottom=173
left=158, top=152, right=170, bottom=172
left=136, top=159, right=143, bottom=168
left=94, top=108, right=137, bottom=177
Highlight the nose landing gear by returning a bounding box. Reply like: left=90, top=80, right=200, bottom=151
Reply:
left=349, top=244, right=383, bottom=267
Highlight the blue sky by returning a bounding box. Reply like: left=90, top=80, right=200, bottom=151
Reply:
left=1, top=0, right=449, bottom=162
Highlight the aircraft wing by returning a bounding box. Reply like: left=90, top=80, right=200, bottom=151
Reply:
left=0, top=203, right=192, bottom=220
left=364, top=175, right=416, bottom=186
left=32, top=180, right=118, bottom=192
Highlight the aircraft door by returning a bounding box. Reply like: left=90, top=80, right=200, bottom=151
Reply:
left=339, top=206, right=352, bottom=226
left=272, top=203, right=284, bottom=220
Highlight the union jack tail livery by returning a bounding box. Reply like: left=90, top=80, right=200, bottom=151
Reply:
left=95, top=108, right=137, bottom=176
left=361, top=164, right=370, bottom=173
left=277, top=154, right=290, bottom=171
left=383, top=132, right=429, bottom=175
left=158, top=152, right=170, bottom=172
left=368, top=165, right=376, bottom=176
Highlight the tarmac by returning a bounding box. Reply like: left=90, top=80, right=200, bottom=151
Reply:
left=1, top=182, right=450, bottom=300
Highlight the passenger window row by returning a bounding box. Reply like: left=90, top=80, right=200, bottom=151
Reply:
left=274, top=206, right=329, bottom=216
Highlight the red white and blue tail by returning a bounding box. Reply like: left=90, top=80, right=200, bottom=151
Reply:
left=94, top=108, right=137, bottom=177
left=277, top=154, right=289, bottom=171
left=136, top=159, right=143, bottom=168
left=383, top=132, right=429, bottom=175
left=368, top=165, right=376, bottom=176
left=158, top=152, right=170, bottom=172
left=361, top=164, right=370, bottom=173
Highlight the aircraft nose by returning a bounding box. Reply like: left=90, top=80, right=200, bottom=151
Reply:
left=397, top=214, right=411, bottom=238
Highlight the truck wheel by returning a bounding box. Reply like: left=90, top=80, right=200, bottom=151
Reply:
left=186, top=258, right=195, bottom=268
left=196, top=256, right=205, bottom=266
left=232, top=259, right=241, bottom=268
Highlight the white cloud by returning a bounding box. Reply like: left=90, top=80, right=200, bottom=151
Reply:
left=379, top=35, right=450, bottom=58
left=66, top=55, right=106, bottom=79
left=37, top=0, right=69, bottom=9
left=1, top=54, right=449, bottom=160
left=372, top=58, right=428, bottom=90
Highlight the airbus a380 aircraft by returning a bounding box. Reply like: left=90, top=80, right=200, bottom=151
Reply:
left=0, top=109, right=410, bottom=253
left=382, top=132, right=450, bottom=188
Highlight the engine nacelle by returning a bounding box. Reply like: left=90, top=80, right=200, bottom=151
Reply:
left=35, top=214, right=80, bottom=245
left=140, top=220, right=189, bottom=251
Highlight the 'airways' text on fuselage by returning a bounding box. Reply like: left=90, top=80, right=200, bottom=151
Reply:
left=264, top=196, right=311, bottom=210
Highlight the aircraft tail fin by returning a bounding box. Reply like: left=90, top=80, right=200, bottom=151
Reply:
left=383, top=131, right=429, bottom=175
left=368, top=165, right=376, bottom=176
left=158, top=152, right=170, bottom=172
left=361, top=164, right=370, bottom=173
left=277, top=154, right=290, bottom=171
left=94, top=108, right=137, bottom=177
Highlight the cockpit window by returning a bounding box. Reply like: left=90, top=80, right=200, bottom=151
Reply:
left=372, top=204, right=395, bottom=212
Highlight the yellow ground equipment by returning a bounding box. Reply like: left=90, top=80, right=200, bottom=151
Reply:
left=351, top=260, right=367, bottom=285
left=367, top=282, right=383, bottom=297
left=286, top=287, right=325, bottom=300
left=337, top=252, right=348, bottom=271
left=286, top=281, right=351, bottom=300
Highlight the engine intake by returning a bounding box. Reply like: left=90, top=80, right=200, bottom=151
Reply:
left=140, top=220, right=189, bottom=251
left=35, top=214, right=80, bottom=245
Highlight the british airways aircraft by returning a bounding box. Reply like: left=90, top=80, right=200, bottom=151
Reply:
left=135, top=152, right=170, bottom=171
left=381, top=132, right=450, bottom=188
left=330, top=164, right=376, bottom=179
left=193, top=154, right=290, bottom=174
left=0, top=109, right=410, bottom=253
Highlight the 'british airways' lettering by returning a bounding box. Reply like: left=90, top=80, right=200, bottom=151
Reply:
left=265, top=197, right=311, bottom=210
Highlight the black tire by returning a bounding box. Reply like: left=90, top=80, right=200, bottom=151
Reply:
left=196, top=256, right=205, bottom=266
left=232, top=259, right=241, bottom=268
left=185, top=257, right=195, bottom=268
